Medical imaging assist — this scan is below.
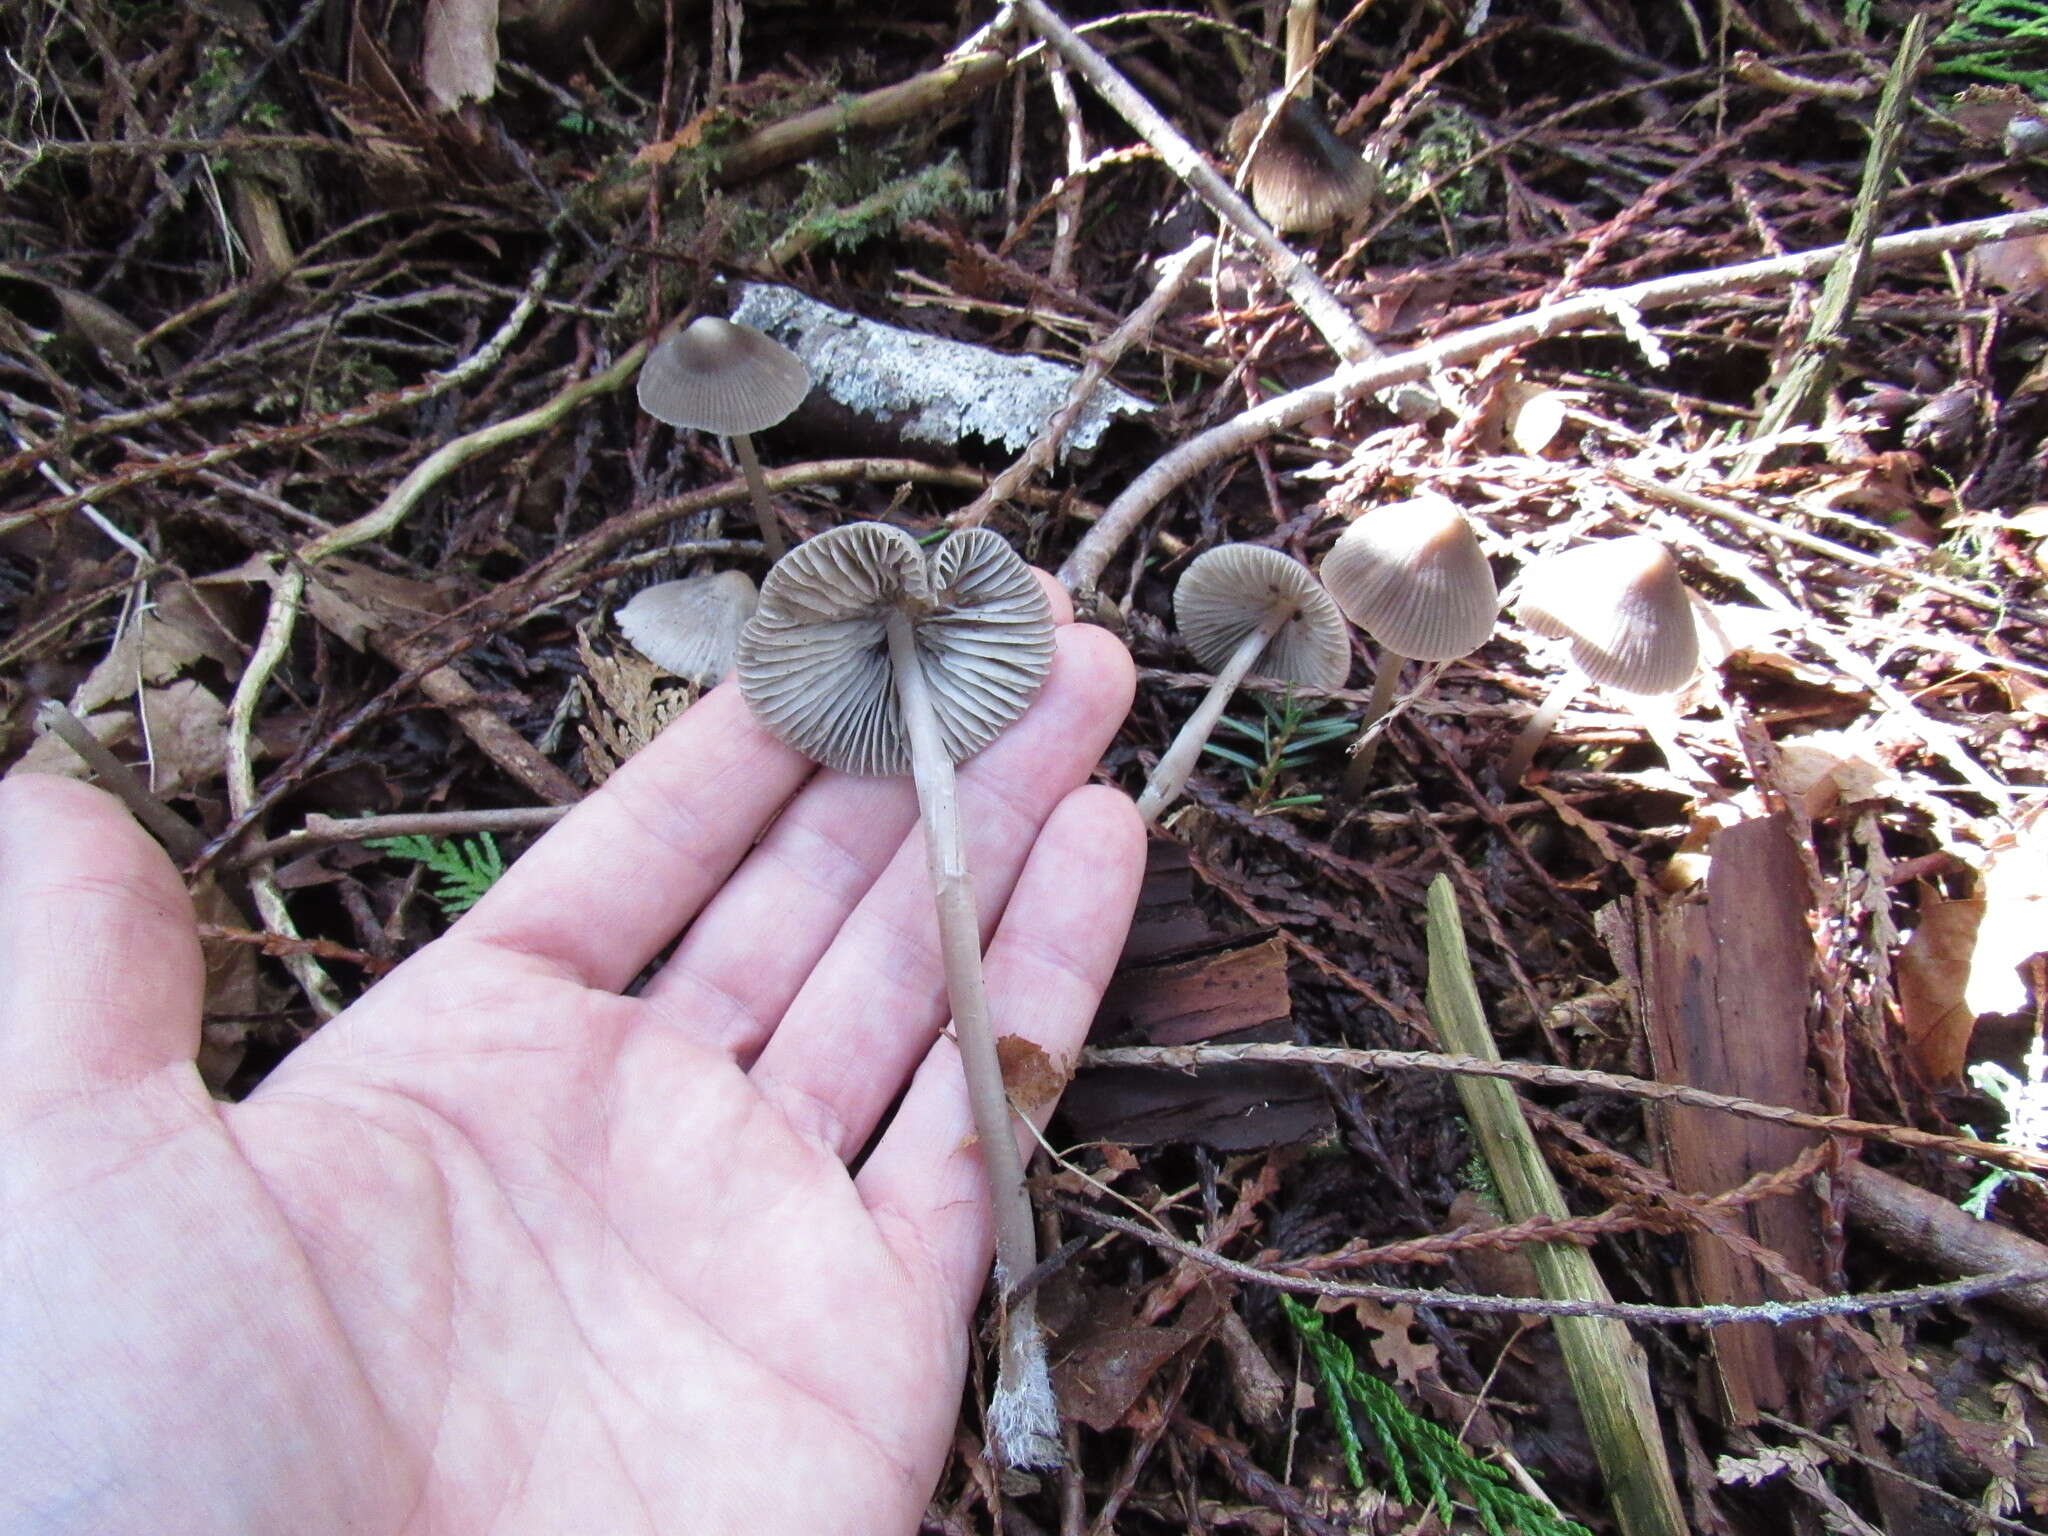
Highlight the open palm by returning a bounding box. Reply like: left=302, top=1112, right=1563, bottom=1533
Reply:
left=0, top=610, right=1140, bottom=1536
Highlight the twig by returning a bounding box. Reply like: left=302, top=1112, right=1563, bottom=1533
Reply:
left=224, top=560, right=342, bottom=1020
left=1735, top=15, right=1928, bottom=476
left=1078, top=1042, right=2048, bottom=1176
left=1015, top=0, right=1425, bottom=406
left=1055, top=205, right=2048, bottom=598
left=1610, top=466, right=2048, bottom=628
left=230, top=807, right=572, bottom=869
left=603, top=43, right=1011, bottom=215
left=952, top=235, right=1214, bottom=528
left=33, top=701, right=206, bottom=863
left=1057, top=1200, right=2048, bottom=1325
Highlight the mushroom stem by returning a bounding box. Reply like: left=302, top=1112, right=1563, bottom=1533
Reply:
left=1339, top=649, right=1406, bottom=799
left=1283, top=0, right=1317, bottom=94
left=1501, top=671, right=1583, bottom=784
left=1135, top=604, right=1293, bottom=824
left=729, top=432, right=788, bottom=561
left=883, top=609, right=1059, bottom=1466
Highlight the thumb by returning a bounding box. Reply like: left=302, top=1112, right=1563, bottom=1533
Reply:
left=0, top=774, right=206, bottom=1102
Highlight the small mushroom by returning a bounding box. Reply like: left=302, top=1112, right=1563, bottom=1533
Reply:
left=637, top=316, right=811, bottom=560
left=1318, top=495, right=1497, bottom=795
left=1225, top=92, right=1377, bottom=236
left=735, top=521, right=1062, bottom=1465
left=1501, top=534, right=1703, bottom=783
left=615, top=570, right=758, bottom=686
left=1134, top=544, right=1350, bottom=824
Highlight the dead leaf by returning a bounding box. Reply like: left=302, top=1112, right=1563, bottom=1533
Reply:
left=1774, top=728, right=1902, bottom=817
left=1897, top=884, right=1987, bottom=1084
left=137, top=679, right=229, bottom=798
left=1503, top=382, right=1571, bottom=456
left=1315, top=1296, right=1440, bottom=1386
left=421, top=0, right=500, bottom=111
left=997, top=1035, right=1071, bottom=1119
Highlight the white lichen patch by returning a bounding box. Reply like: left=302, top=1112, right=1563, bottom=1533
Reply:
left=732, top=283, right=1151, bottom=457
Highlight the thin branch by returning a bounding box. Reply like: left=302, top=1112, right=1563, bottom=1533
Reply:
left=1057, top=1200, right=2048, bottom=1325
left=1056, top=205, right=2048, bottom=598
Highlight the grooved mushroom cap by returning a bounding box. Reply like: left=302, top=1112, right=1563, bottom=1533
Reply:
left=1516, top=535, right=1699, bottom=696
left=1226, top=93, right=1378, bottom=235
left=735, top=522, right=1056, bottom=776
left=1174, top=543, right=1350, bottom=688
left=637, top=317, right=812, bottom=436
left=1319, top=495, right=1498, bottom=661
left=616, top=570, right=758, bottom=686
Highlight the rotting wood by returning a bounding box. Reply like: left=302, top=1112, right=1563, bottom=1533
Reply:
left=1611, top=815, right=1827, bottom=1424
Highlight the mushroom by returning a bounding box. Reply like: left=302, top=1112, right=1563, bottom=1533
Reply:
left=1134, top=543, right=1350, bottom=824
left=734, top=521, right=1062, bottom=1465
left=1317, top=494, right=1497, bottom=795
left=1224, top=93, right=1378, bottom=236
left=637, top=316, right=811, bottom=560
left=1500, top=534, right=1703, bottom=783
left=615, top=570, right=759, bottom=686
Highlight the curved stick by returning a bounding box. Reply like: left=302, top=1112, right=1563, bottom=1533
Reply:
left=885, top=611, right=1059, bottom=1467
left=1135, top=607, right=1291, bottom=824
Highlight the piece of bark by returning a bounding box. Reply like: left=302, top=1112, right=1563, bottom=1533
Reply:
left=1059, top=1022, right=1331, bottom=1150
left=1841, top=1163, right=2048, bottom=1332
left=1121, top=839, right=1252, bottom=963
left=1096, top=935, right=1290, bottom=1045
left=1604, top=814, right=1825, bottom=1424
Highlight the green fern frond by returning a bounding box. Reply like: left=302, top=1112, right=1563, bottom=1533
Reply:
left=1282, top=1297, right=1590, bottom=1536
left=365, top=832, right=505, bottom=918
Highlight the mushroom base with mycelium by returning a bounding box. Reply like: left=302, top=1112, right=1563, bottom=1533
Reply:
left=735, top=521, right=1062, bottom=1466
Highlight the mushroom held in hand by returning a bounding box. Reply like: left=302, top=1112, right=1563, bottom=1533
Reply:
left=638, top=317, right=811, bottom=560
left=1135, top=544, right=1350, bottom=824
left=735, top=522, right=1061, bottom=1465
left=1318, top=495, right=1497, bottom=796
left=616, top=570, right=759, bottom=686
left=1501, top=534, right=1702, bottom=783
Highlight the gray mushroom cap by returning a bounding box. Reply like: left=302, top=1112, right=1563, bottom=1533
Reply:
left=637, top=316, right=812, bottom=437
left=1174, top=543, right=1350, bottom=688
left=1318, top=494, right=1498, bottom=662
left=616, top=570, right=758, bottom=686
left=735, top=522, right=1056, bottom=776
left=1516, top=535, right=1699, bottom=696
left=1226, top=92, right=1377, bottom=236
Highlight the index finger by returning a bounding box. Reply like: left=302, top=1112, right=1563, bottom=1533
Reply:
left=450, top=682, right=814, bottom=990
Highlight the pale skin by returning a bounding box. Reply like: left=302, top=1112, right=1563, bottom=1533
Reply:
left=0, top=584, right=1142, bottom=1536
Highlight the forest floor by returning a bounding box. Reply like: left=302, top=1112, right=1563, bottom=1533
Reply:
left=5, top=1, right=2048, bottom=1532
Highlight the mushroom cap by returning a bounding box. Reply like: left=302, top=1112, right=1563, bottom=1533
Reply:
left=637, top=316, right=812, bottom=436
left=735, top=522, right=1056, bottom=776
left=1318, top=495, right=1498, bottom=661
left=1226, top=93, right=1377, bottom=235
left=616, top=570, right=759, bottom=686
left=1516, top=535, right=1699, bottom=696
left=1173, top=543, right=1350, bottom=688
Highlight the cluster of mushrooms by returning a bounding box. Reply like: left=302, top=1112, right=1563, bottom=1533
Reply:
left=615, top=313, right=1706, bottom=1468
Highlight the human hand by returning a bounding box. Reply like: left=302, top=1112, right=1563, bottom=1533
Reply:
left=0, top=593, right=1140, bottom=1536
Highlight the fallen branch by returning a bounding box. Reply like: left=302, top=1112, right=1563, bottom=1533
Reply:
left=1057, top=1199, right=2048, bottom=1326
left=1056, top=205, right=2048, bottom=598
